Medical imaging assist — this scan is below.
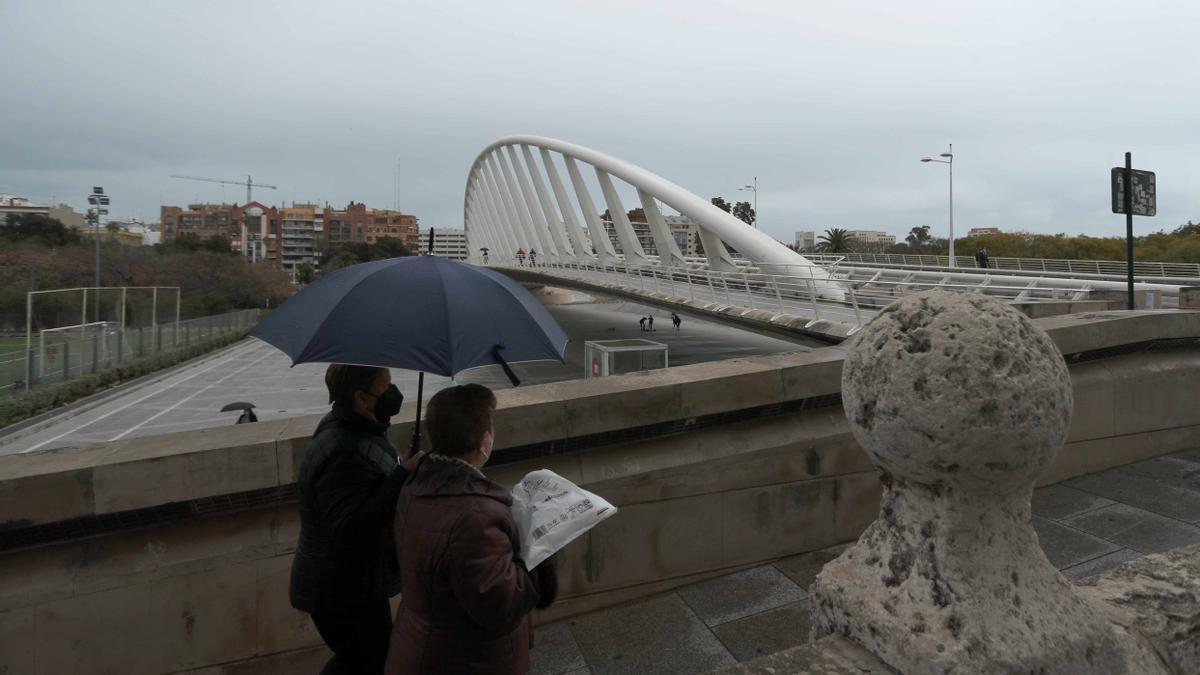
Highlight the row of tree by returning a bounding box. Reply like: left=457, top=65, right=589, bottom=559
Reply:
left=799, top=222, right=1200, bottom=262
left=1, top=215, right=296, bottom=331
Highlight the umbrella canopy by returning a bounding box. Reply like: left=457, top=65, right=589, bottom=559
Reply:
left=249, top=256, right=567, bottom=376
left=219, top=401, right=256, bottom=412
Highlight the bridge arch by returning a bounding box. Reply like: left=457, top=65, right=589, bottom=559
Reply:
left=463, top=135, right=840, bottom=297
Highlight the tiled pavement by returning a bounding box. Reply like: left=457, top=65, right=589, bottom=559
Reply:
left=530, top=448, right=1200, bottom=675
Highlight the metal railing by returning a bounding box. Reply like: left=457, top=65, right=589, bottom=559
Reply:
left=804, top=252, right=1200, bottom=279
left=481, top=258, right=1145, bottom=331
left=0, top=309, right=260, bottom=394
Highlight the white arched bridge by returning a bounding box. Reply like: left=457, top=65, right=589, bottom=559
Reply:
left=463, top=136, right=1188, bottom=341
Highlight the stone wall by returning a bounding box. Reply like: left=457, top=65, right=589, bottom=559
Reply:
left=1, top=310, right=1200, bottom=673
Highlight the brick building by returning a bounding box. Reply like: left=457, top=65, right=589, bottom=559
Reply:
left=161, top=200, right=419, bottom=271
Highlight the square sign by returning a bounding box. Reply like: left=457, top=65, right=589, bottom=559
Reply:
left=1111, top=168, right=1156, bottom=216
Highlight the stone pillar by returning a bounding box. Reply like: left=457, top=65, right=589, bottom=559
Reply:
left=810, top=290, right=1166, bottom=673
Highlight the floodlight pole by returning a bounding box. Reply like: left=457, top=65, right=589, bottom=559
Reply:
left=24, top=292, right=32, bottom=390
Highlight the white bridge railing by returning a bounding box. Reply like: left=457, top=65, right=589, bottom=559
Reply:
left=477, top=259, right=1162, bottom=331
left=805, top=252, right=1200, bottom=279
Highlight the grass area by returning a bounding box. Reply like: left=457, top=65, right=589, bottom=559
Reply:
left=0, top=336, right=28, bottom=356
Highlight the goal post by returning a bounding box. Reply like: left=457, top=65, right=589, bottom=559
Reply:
left=38, top=321, right=118, bottom=381
left=23, top=286, right=180, bottom=390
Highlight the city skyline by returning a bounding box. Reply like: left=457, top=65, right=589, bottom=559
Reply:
left=3, top=1, right=1199, bottom=245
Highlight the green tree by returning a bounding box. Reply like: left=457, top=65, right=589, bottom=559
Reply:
left=295, top=262, right=316, bottom=284
left=905, top=225, right=932, bottom=248
left=0, top=214, right=81, bottom=247
left=1173, top=221, right=1200, bottom=237
left=710, top=197, right=732, bottom=213
left=817, top=228, right=854, bottom=253
left=732, top=201, right=756, bottom=226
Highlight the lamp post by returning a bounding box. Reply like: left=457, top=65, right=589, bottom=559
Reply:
left=920, top=145, right=954, bottom=267
left=86, top=187, right=110, bottom=319
left=738, top=177, right=757, bottom=228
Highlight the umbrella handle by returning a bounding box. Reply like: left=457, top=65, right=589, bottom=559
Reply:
left=492, top=345, right=521, bottom=387
left=409, top=372, right=424, bottom=458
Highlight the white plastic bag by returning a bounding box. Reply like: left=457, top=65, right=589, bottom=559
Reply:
left=510, top=469, right=617, bottom=569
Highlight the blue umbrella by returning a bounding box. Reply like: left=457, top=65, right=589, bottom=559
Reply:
left=249, top=255, right=567, bottom=452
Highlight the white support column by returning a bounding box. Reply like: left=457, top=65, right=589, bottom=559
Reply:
left=464, top=187, right=494, bottom=259
left=638, top=189, right=687, bottom=267
left=696, top=226, right=740, bottom=272
left=480, top=162, right=518, bottom=258
left=479, top=163, right=519, bottom=257
left=541, top=147, right=593, bottom=260
left=596, top=169, right=651, bottom=266
left=564, top=156, right=618, bottom=264
left=505, top=144, right=558, bottom=257
left=486, top=153, right=533, bottom=257
left=496, top=149, right=548, bottom=257
left=521, top=143, right=572, bottom=257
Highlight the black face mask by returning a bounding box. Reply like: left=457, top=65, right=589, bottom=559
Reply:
left=372, top=384, right=403, bottom=422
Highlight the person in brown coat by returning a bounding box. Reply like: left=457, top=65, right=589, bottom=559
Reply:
left=385, top=384, right=558, bottom=675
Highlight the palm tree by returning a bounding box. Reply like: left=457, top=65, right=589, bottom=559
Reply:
left=817, top=228, right=853, bottom=253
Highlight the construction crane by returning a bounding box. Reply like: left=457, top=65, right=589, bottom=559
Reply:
left=168, top=174, right=277, bottom=205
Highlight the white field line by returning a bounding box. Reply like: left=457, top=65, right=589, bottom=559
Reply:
left=20, top=341, right=265, bottom=453
left=109, top=346, right=279, bottom=440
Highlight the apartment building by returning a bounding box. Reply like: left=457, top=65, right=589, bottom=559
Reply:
left=794, top=230, right=816, bottom=252
left=419, top=227, right=469, bottom=260
left=845, top=229, right=896, bottom=246
left=161, top=200, right=420, bottom=270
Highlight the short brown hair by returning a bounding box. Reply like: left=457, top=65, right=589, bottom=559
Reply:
left=325, top=364, right=386, bottom=406
left=425, top=384, right=497, bottom=458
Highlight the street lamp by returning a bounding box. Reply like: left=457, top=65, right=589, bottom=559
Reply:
left=86, top=187, right=110, bottom=319
left=920, top=145, right=954, bottom=267
left=738, top=176, right=757, bottom=228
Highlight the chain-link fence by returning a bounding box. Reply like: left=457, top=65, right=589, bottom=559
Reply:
left=0, top=309, right=261, bottom=394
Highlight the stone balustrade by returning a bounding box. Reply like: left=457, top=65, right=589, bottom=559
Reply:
left=1, top=306, right=1200, bottom=672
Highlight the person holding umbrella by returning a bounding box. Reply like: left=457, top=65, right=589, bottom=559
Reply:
left=289, top=364, right=422, bottom=675
left=385, top=384, right=558, bottom=674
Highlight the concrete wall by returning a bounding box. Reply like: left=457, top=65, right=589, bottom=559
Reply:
left=2, top=310, right=1200, bottom=673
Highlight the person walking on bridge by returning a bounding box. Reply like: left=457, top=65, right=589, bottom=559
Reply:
left=290, top=364, right=422, bottom=675
left=671, top=313, right=681, bottom=331
left=529, top=248, right=537, bottom=266
left=386, top=385, right=558, bottom=674
left=516, top=248, right=525, bottom=266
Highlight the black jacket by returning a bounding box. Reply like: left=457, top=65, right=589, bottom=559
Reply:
left=290, top=403, right=410, bottom=612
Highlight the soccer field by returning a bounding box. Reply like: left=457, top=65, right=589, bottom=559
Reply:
left=0, top=336, right=28, bottom=357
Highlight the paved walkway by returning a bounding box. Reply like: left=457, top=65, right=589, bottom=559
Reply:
left=0, top=302, right=811, bottom=455
left=527, top=447, right=1200, bottom=675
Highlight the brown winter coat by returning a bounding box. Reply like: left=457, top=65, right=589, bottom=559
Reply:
left=384, top=457, right=554, bottom=674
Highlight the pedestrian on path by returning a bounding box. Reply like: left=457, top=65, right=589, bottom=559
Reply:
left=639, top=316, right=647, bottom=331
left=671, top=313, right=681, bottom=331
left=290, top=365, right=421, bottom=675
left=529, top=248, right=537, bottom=266
left=516, top=248, right=525, bottom=266
left=386, top=384, right=558, bottom=674
left=648, top=315, right=654, bottom=331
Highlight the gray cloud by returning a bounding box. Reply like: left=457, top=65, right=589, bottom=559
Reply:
left=2, top=0, right=1199, bottom=245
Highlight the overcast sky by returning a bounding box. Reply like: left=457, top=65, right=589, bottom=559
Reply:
left=3, top=0, right=1199, bottom=244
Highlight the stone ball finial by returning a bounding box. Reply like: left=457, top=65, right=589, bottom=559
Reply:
left=811, top=289, right=1168, bottom=673
left=841, top=289, right=1072, bottom=492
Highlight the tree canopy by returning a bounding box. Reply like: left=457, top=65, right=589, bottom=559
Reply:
left=818, top=228, right=853, bottom=253
left=732, top=201, right=756, bottom=226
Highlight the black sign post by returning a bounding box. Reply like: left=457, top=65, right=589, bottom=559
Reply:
left=1110, top=155, right=1156, bottom=310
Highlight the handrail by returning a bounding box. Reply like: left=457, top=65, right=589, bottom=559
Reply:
left=471, top=258, right=1181, bottom=329
left=804, top=252, right=1200, bottom=279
